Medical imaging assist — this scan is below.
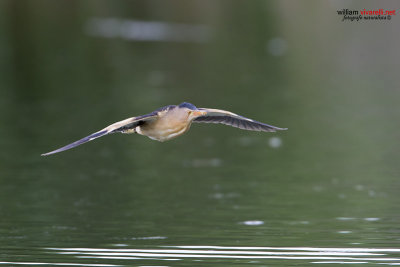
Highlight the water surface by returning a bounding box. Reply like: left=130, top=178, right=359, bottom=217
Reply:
left=1, top=1, right=400, bottom=266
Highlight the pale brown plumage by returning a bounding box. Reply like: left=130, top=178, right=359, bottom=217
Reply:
left=41, top=102, right=287, bottom=156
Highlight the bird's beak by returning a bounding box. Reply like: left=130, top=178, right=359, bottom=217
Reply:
left=192, top=110, right=207, bottom=117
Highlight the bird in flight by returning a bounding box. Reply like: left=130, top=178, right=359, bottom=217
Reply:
left=41, top=102, right=287, bottom=156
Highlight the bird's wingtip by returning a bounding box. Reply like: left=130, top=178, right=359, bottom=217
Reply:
left=41, top=151, right=56, bottom=156
left=271, top=126, right=287, bottom=131
left=40, top=130, right=110, bottom=157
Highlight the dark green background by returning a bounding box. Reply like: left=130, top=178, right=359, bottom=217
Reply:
left=1, top=0, right=399, bottom=265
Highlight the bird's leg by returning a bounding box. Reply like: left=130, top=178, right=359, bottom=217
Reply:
left=121, top=128, right=137, bottom=134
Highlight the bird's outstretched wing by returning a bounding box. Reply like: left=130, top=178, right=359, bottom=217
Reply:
left=193, top=108, right=287, bottom=132
left=41, top=113, right=158, bottom=156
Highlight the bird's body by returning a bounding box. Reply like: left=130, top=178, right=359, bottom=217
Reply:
left=135, top=104, right=199, bottom=141
left=42, top=102, right=287, bottom=156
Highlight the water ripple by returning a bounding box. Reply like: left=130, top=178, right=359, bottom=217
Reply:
left=2, top=246, right=400, bottom=266
left=38, top=246, right=400, bottom=265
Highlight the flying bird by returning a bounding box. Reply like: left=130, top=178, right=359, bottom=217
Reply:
left=41, top=102, right=287, bottom=156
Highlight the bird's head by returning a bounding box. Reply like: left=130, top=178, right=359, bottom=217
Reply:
left=178, top=102, right=207, bottom=121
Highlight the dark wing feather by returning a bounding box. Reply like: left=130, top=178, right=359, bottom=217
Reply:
left=41, top=113, right=158, bottom=156
left=193, top=108, right=287, bottom=132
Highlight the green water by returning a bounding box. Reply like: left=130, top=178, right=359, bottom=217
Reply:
left=1, top=1, right=400, bottom=265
